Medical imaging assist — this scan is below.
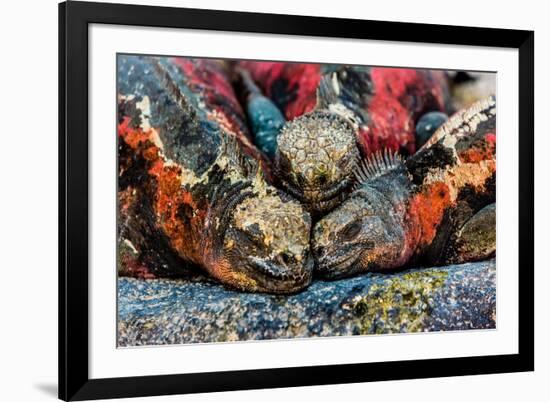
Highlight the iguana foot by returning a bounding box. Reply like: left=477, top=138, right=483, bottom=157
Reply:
left=447, top=203, right=496, bottom=264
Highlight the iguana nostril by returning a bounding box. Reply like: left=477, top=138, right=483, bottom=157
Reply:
left=295, top=174, right=306, bottom=186
left=281, top=253, right=292, bottom=265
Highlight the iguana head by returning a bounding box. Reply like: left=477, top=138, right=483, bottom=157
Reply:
left=275, top=111, right=359, bottom=214
left=208, top=171, right=314, bottom=294
left=312, top=187, right=408, bottom=279
left=312, top=153, right=410, bottom=279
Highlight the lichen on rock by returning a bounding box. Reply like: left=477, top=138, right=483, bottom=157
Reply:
left=350, top=270, right=448, bottom=334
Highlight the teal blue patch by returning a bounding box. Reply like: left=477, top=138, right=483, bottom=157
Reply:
left=247, top=96, right=285, bottom=158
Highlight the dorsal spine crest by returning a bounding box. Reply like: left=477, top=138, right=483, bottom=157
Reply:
left=353, top=149, right=403, bottom=188
left=316, top=72, right=340, bottom=109
left=149, top=57, right=200, bottom=124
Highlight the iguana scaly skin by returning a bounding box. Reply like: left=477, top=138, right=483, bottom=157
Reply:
left=312, top=97, right=496, bottom=279
left=117, top=55, right=313, bottom=294
left=237, top=61, right=450, bottom=214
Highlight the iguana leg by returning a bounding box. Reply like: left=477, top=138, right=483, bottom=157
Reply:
left=446, top=203, right=496, bottom=264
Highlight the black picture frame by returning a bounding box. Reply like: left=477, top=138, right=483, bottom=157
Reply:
left=59, top=1, right=534, bottom=400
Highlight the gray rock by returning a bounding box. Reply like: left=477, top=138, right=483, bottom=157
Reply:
left=117, top=259, right=496, bottom=346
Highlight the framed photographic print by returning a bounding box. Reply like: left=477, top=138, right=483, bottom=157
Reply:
left=59, top=1, right=534, bottom=400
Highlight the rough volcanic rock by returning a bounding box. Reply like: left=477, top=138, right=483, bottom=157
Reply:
left=117, top=259, right=495, bottom=346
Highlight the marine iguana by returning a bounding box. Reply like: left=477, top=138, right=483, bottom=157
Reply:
left=312, top=96, right=496, bottom=279
left=236, top=61, right=450, bottom=214
left=117, top=55, right=313, bottom=293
